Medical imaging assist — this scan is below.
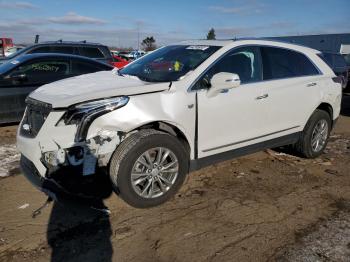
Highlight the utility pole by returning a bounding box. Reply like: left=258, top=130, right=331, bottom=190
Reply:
left=137, top=24, right=140, bottom=51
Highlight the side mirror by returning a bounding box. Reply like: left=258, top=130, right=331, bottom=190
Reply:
left=207, top=72, right=240, bottom=98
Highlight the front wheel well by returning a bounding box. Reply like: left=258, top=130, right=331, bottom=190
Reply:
left=316, top=103, right=333, bottom=124
left=131, top=121, right=191, bottom=155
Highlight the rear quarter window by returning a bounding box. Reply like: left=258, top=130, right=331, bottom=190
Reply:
left=78, top=47, right=105, bottom=58
left=99, top=46, right=113, bottom=58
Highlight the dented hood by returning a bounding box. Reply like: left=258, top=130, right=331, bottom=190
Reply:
left=29, top=70, right=170, bottom=108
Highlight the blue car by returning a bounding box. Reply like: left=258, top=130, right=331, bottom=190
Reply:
left=0, top=53, right=113, bottom=124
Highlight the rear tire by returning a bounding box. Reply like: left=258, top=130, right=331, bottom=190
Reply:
left=294, top=109, right=331, bottom=158
left=109, top=129, right=189, bottom=208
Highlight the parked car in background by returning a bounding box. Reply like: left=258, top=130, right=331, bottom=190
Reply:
left=0, top=41, right=113, bottom=65
left=0, top=38, right=14, bottom=57
left=117, top=51, right=131, bottom=61
left=318, top=52, right=349, bottom=90
left=0, top=53, right=113, bottom=124
left=341, top=52, right=350, bottom=90
left=126, top=50, right=146, bottom=60
left=110, top=50, right=120, bottom=56
left=111, top=55, right=129, bottom=68
left=4, top=46, right=24, bottom=57
left=17, top=40, right=341, bottom=209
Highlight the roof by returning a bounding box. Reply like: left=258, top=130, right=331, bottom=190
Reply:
left=178, top=40, right=234, bottom=47
left=177, top=39, right=320, bottom=53
left=10, top=53, right=112, bottom=66
left=34, top=40, right=107, bottom=47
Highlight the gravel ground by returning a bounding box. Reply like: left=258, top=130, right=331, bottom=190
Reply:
left=277, top=201, right=350, bottom=262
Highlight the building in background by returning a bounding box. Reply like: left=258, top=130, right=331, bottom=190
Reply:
left=266, top=33, right=350, bottom=54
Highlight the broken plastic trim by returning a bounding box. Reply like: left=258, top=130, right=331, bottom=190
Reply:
left=57, top=96, right=129, bottom=142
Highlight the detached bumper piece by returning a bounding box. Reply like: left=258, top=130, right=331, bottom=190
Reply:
left=20, top=155, right=71, bottom=201
left=20, top=155, right=112, bottom=203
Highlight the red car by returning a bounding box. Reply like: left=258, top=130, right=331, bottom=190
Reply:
left=0, top=38, right=14, bottom=56
left=112, top=55, right=129, bottom=68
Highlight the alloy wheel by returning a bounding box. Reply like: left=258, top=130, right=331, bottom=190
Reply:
left=131, top=147, right=179, bottom=198
left=311, top=119, right=329, bottom=152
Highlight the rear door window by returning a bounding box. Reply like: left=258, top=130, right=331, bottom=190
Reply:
left=261, top=47, right=319, bottom=80
left=78, top=47, right=104, bottom=58
left=49, top=46, right=75, bottom=54
left=29, top=46, right=75, bottom=54
left=71, top=60, right=105, bottom=75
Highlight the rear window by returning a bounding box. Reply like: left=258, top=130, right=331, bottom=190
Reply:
left=261, top=47, right=319, bottom=80
left=78, top=47, right=104, bottom=58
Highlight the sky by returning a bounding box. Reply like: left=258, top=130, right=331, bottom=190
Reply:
left=0, top=0, right=349, bottom=48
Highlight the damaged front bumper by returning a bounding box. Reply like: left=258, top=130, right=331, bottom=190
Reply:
left=20, top=155, right=72, bottom=201
left=17, top=109, right=121, bottom=199
left=20, top=154, right=113, bottom=201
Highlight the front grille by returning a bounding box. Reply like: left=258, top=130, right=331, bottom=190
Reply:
left=20, top=98, right=52, bottom=138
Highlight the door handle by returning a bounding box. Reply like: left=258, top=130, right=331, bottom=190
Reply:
left=256, top=94, right=269, bottom=100
left=307, top=82, right=317, bottom=87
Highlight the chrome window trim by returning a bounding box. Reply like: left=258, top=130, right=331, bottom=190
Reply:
left=188, top=44, right=323, bottom=93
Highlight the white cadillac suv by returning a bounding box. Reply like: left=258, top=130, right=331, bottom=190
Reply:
left=17, top=40, right=342, bottom=208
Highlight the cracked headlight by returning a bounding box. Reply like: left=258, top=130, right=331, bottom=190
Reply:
left=57, top=96, right=129, bottom=141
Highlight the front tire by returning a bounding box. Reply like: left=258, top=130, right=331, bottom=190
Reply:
left=109, top=129, right=189, bottom=208
left=294, top=109, right=331, bottom=158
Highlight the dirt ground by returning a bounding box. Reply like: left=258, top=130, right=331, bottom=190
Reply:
left=0, top=95, right=350, bottom=262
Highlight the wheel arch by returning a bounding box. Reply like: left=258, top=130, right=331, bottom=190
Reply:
left=129, top=121, right=192, bottom=158
left=316, top=102, right=333, bottom=124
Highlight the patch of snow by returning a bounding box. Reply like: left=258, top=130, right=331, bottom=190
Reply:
left=0, top=144, right=20, bottom=177
left=18, top=203, right=29, bottom=209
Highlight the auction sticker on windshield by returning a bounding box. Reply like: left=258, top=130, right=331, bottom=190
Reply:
left=186, top=45, right=209, bottom=51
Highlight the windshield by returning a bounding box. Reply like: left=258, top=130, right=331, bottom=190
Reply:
left=119, top=45, right=221, bottom=82
left=0, top=59, right=22, bottom=74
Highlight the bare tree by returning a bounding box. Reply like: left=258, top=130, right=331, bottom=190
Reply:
left=141, top=36, right=157, bottom=51
left=206, top=28, right=216, bottom=40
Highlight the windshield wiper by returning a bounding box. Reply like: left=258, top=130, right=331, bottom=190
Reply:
left=136, top=75, right=154, bottom=82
